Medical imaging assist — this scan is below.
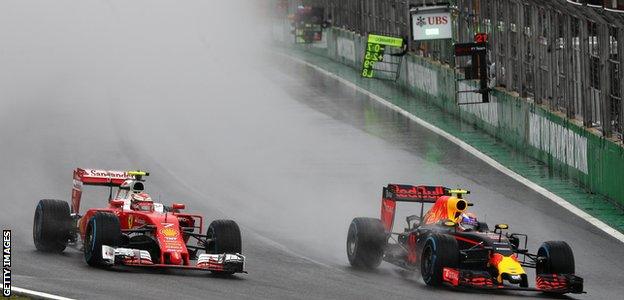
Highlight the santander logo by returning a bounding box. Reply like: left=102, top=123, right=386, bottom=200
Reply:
left=81, top=169, right=129, bottom=178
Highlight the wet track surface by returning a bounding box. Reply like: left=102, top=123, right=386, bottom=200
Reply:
left=1, top=1, right=624, bottom=299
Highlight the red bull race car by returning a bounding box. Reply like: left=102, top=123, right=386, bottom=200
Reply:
left=33, top=168, right=245, bottom=274
left=346, top=184, right=584, bottom=294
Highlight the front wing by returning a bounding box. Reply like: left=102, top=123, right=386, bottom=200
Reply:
left=101, top=245, right=246, bottom=273
left=442, top=268, right=584, bottom=294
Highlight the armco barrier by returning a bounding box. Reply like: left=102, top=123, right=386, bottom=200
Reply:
left=280, top=25, right=624, bottom=208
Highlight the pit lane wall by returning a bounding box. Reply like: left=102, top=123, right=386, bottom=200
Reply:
left=276, top=24, right=624, bottom=208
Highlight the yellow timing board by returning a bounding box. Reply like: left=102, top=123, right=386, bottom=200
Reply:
left=361, top=34, right=404, bottom=79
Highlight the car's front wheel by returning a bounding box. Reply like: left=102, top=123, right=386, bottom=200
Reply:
left=84, top=212, right=122, bottom=267
left=536, top=241, right=575, bottom=275
left=206, top=219, right=242, bottom=254
left=420, top=233, right=459, bottom=286
left=206, top=219, right=242, bottom=275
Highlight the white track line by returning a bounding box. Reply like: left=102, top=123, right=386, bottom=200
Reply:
left=12, top=287, right=75, bottom=300
left=279, top=51, right=624, bottom=243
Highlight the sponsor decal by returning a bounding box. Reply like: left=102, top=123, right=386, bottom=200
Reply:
left=160, top=228, right=178, bottom=238
left=164, top=241, right=183, bottom=251
left=162, top=223, right=174, bottom=228
left=127, top=215, right=146, bottom=229
left=391, top=185, right=445, bottom=199
left=72, top=179, right=82, bottom=190
left=442, top=267, right=460, bottom=286
left=83, top=169, right=131, bottom=179
left=411, top=9, right=452, bottom=41
left=414, top=15, right=448, bottom=27
left=415, top=16, right=426, bottom=27
left=3, top=230, right=11, bottom=297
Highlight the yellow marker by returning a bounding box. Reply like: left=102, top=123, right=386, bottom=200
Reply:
left=128, top=170, right=149, bottom=177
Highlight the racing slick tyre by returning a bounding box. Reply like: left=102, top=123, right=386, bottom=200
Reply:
left=84, top=212, right=122, bottom=267
left=206, top=219, right=242, bottom=254
left=346, top=217, right=387, bottom=269
left=420, top=233, right=459, bottom=286
left=536, top=241, right=575, bottom=275
left=33, top=199, right=72, bottom=253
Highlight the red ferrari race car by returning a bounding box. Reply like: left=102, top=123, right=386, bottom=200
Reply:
left=346, top=184, right=584, bottom=294
left=33, top=168, right=245, bottom=274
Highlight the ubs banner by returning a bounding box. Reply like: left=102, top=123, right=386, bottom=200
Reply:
left=411, top=7, right=452, bottom=41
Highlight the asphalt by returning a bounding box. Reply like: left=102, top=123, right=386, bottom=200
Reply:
left=0, top=1, right=623, bottom=299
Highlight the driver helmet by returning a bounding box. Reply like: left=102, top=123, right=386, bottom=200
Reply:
left=459, top=212, right=478, bottom=231
left=130, top=192, right=154, bottom=212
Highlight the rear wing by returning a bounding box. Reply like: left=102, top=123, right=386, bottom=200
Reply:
left=71, top=168, right=148, bottom=214
left=383, top=184, right=450, bottom=203
left=381, top=184, right=453, bottom=232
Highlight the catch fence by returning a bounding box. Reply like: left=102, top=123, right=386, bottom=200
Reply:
left=293, top=0, right=624, bottom=140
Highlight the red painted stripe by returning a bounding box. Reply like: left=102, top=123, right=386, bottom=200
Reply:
left=453, top=235, right=481, bottom=246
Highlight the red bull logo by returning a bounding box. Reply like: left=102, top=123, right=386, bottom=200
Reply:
left=390, top=185, right=445, bottom=199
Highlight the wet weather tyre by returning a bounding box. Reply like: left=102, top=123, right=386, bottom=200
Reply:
left=206, top=220, right=242, bottom=254
left=346, top=217, right=387, bottom=269
left=536, top=241, right=575, bottom=275
left=33, top=199, right=72, bottom=253
left=84, top=212, right=122, bottom=267
left=421, top=234, right=459, bottom=286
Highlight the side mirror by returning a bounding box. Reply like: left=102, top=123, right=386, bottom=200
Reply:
left=172, top=203, right=185, bottom=210
left=494, top=224, right=509, bottom=238
left=495, top=224, right=509, bottom=230
left=110, top=199, right=124, bottom=208
left=443, top=220, right=456, bottom=227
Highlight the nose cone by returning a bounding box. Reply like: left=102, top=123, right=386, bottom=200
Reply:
left=168, top=252, right=183, bottom=265
left=496, top=255, right=526, bottom=283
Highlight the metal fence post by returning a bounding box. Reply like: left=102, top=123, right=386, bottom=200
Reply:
left=599, top=22, right=611, bottom=137
left=580, top=17, right=592, bottom=127
left=620, top=26, right=624, bottom=139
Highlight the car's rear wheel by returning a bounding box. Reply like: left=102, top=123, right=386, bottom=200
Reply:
left=421, top=233, right=459, bottom=286
left=536, top=241, right=575, bottom=275
left=33, top=199, right=72, bottom=253
left=84, top=212, right=122, bottom=267
left=346, top=217, right=387, bottom=269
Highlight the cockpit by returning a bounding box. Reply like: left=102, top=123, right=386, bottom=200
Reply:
left=113, top=179, right=164, bottom=213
